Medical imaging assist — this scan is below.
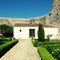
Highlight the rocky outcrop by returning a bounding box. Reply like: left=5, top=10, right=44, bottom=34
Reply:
left=0, top=18, right=30, bottom=26
left=46, top=0, right=60, bottom=38
left=46, top=0, right=60, bottom=27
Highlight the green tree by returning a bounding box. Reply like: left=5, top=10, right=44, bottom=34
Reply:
left=38, top=24, right=45, bottom=42
left=0, top=24, right=13, bottom=37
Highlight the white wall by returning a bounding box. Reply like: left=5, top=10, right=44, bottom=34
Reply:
left=14, top=27, right=58, bottom=39
left=14, top=27, right=38, bottom=39
left=44, top=28, right=58, bottom=39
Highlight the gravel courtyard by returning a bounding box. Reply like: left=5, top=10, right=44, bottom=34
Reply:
left=0, top=39, right=41, bottom=60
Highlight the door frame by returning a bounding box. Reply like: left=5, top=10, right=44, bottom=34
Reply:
left=29, top=29, right=35, bottom=38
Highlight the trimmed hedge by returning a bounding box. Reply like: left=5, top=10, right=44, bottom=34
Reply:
left=0, top=38, right=12, bottom=45
left=37, top=46, right=56, bottom=60
left=0, top=40, right=18, bottom=57
left=40, top=41, right=60, bottom=48
left=41, top=41, right=60, bottom=45
left=31, top=39, right=41, bottom=47
left=31, top=39, right=60, bottom=60
left=32, top=39, right=60, bottom=47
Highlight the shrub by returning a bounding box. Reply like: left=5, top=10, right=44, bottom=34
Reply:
left=40, top=41, right=60, bottom=47
left=51, top=48, right=60, bottom=59
left=31, top=39, right=60, bottom=60
left=38, top=24, right=45, bottom=42
left=44, top=39, right=49, bottom=41
left=37, top=46, right=55, bottom=60
left=40, top=41, right=60, bottom=60
left=0, top=38, right=12, bottom=45
left=44, top=44, right=60, bottom=60
left=46, top=34, right=52, bottom=41
left=0, top=24, right=13, bottom=37
left=31, top=39, right=41, bottom=47
left=0, top=37, right=17, bottom=45
left=31, top=39, right=38, bottom=47
left=12, top=38, right=16, bottom=40
left=0, top=40, right=18, bottom=57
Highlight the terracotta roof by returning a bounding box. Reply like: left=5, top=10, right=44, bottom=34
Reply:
left=14, top=23, right=38, bottom=27
left=14, top=23, right=55, bottom=27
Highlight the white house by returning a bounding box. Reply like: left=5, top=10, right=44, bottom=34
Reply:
left=14, top=20, right=58, bottom=39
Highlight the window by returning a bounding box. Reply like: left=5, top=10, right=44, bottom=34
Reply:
left=20, top=30, right=22, bottom=32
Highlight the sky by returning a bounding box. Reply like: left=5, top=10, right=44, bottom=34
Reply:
left=0, top=0, right=52, bottom=18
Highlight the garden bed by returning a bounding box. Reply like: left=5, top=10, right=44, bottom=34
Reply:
left=0, top=38, right=12, bottom=45
left=31, top=39, right=60, bottom=60
left=37, top=46, right=55, bottom=60
left=0, top=38, right=18, bottom=58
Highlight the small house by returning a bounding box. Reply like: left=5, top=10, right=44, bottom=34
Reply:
left=14, top=20, right=58, bottom=39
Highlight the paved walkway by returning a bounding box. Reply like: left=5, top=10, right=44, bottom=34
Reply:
left=0, top=39, right=41, bottom=60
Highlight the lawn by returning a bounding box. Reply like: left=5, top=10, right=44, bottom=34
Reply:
left=0, top=38, right=18, bottom=58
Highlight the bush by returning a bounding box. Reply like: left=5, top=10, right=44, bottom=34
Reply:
left=31, top=39, right=41, bottom=47
left=38, top=24, right=45, bottom=42
left=0, top=39, right=18, bottom=57
left=31, top=39, right=60, bottom=60
left=44, top=39, right=50, bottom=41
left=46, top=34, right=52, bottom=41
left=51, top=48, right=60, bottom=60
left=39, top=41, right=60, bottom=46
left=44, top=44, right=60, bottom=60
left=37, top=46, right=55, bottom=60
left=40, top=41, right=60, bottom=60
left=0, top=24, right=13, bottom=37
left=0, top=38, right=12, bottom=45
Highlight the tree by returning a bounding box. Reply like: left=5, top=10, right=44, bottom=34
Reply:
left=38, top=24, right=45, bottom=42
left=0, top=24, right=13, bottom=37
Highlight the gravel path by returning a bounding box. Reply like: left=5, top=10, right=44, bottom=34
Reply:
left=0, top=39, right=41, bottom=60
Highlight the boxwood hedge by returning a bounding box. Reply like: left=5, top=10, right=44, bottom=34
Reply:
left=0, top=39, right=18, bottom=57
left=0, top=38, right=12, bottom=45
left=37, top=46, right=56, bottom=60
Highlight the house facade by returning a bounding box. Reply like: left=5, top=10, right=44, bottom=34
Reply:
left=14, top=20, right=58, bottom=39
